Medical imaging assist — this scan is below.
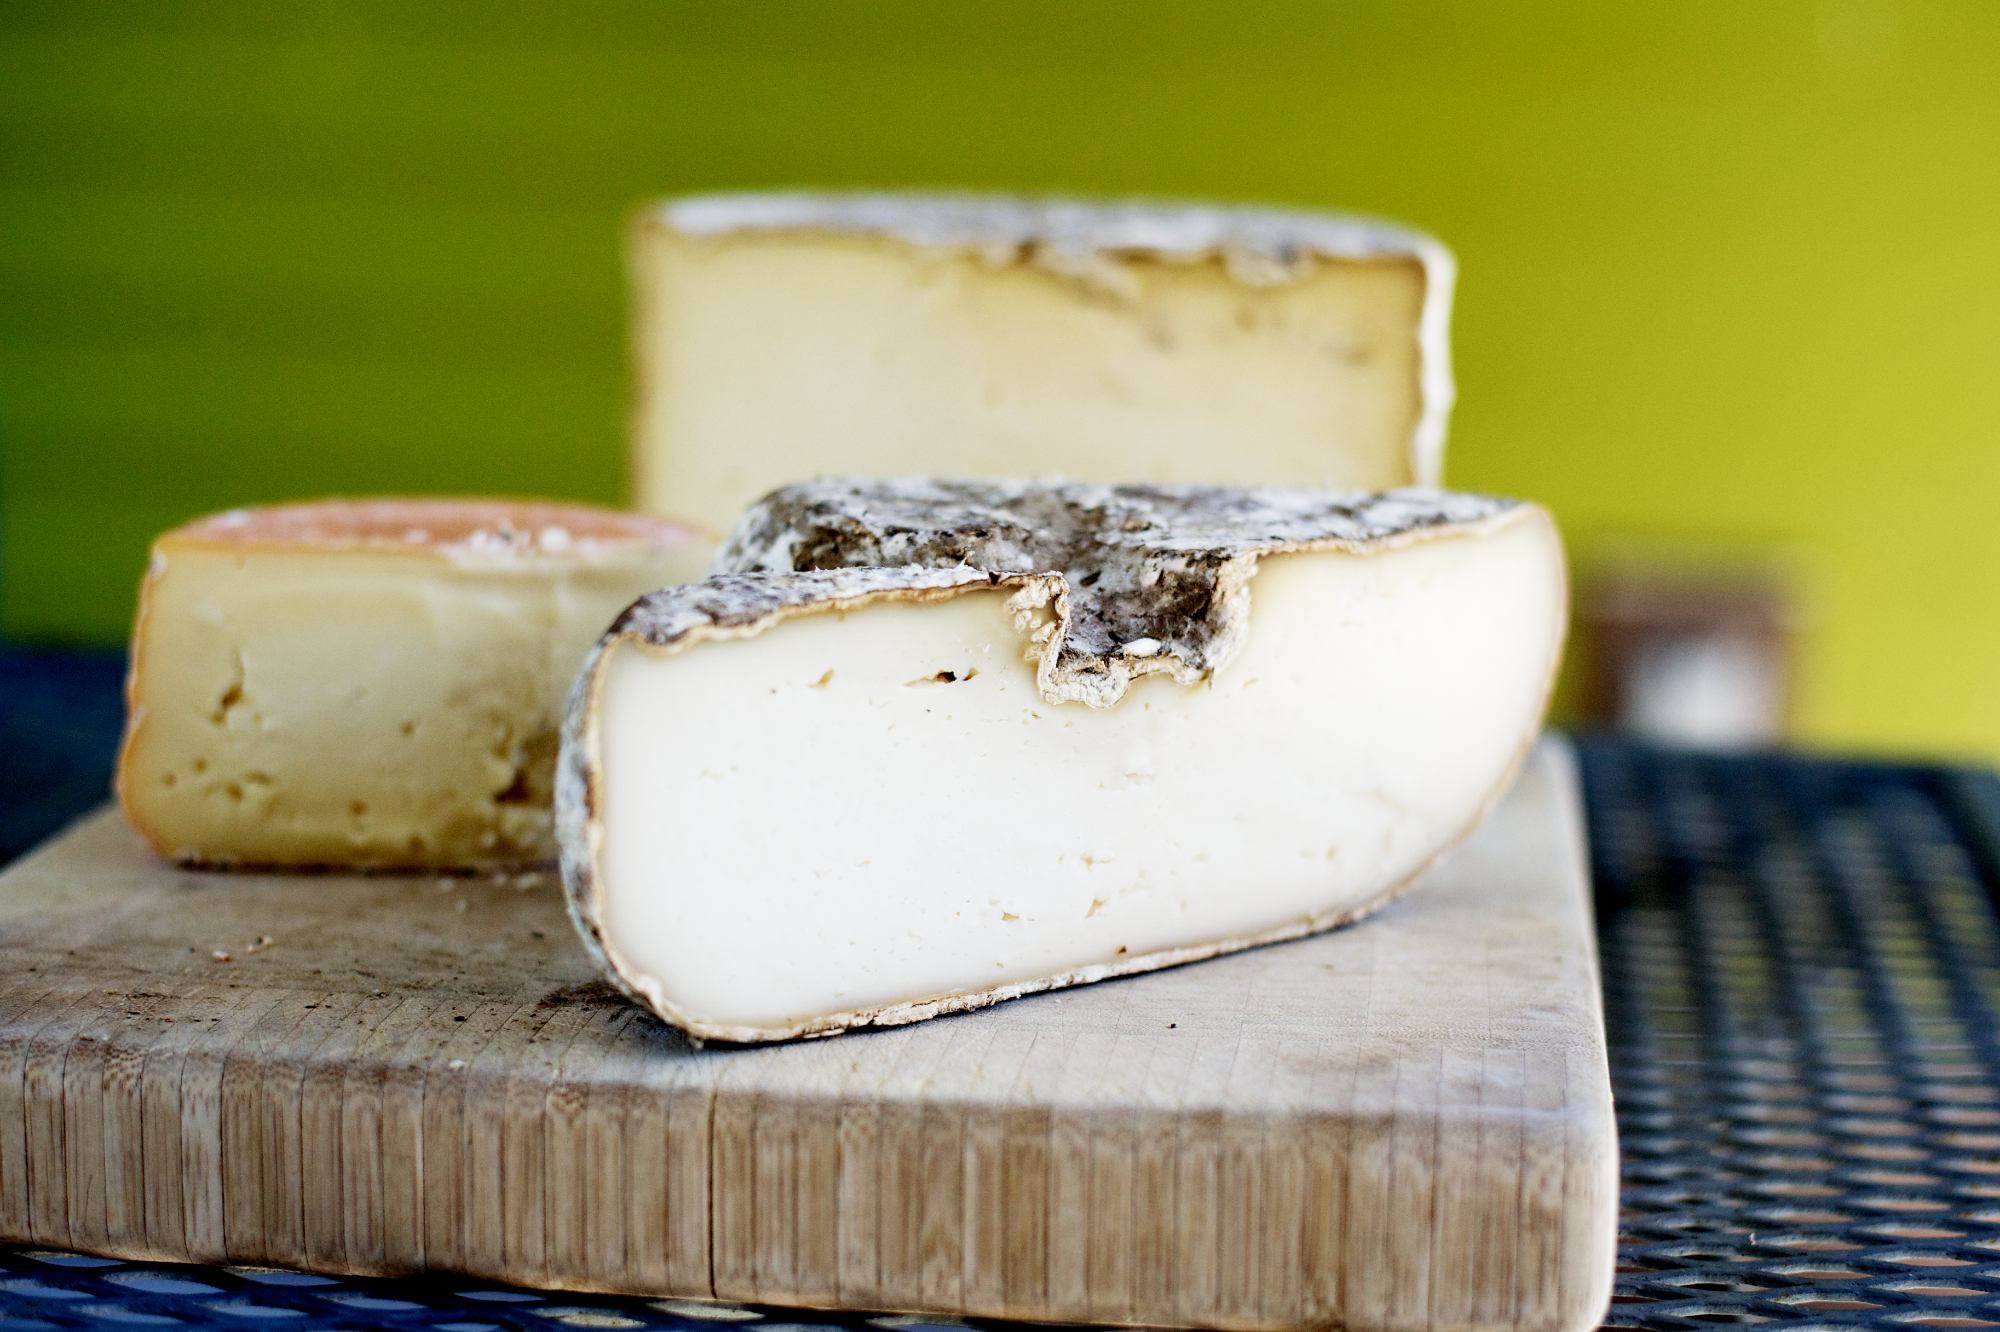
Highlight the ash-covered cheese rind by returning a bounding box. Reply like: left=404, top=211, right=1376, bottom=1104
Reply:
left=562, top=483, right=1566, bottom=1043
left=602, top=563, right=1013, bottom=650
left=118, top=498, right=712, bottom=871
left=715, top=478, right=1519, bottom=707
left=633, top=191, right=1455, bottom=531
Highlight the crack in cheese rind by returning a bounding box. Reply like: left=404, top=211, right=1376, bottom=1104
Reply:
left=118, top=499, right=711, bottom=871
left=633, top=191, right=1456, bottom=531
left=716, top=479, right=1519, bottom=707
left=561, top=491, right=1564, bottom=1043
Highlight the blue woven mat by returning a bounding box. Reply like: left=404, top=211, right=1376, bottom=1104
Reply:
left=1585, top=739, right=2000, bottom=1330
left=0, top=646, right=126, bottom=867
left=0, top=1245, right=930, bottom=1331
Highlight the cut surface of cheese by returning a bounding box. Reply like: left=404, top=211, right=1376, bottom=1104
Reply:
left=119, top=498, right=711, bottom=870
left=632, top=192, right=1455, bottom=532
left=560, top=483, right=1564, bottom=1042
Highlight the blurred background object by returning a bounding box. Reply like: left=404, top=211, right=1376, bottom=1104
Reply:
left=1570, top=543, right=1801, bottom=749
left=3, top=0, right=1999, bottom=760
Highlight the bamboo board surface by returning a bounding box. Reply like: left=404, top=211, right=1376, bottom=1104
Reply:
left=0, top=741, right=1614, bottom=1332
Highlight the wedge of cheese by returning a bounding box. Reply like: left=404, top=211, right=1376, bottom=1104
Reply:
left=631, top=193, right=1455, bottom=532
left=119, top=498, right=711, bottom=870
left=559, top=481, right=1564, bottom=1042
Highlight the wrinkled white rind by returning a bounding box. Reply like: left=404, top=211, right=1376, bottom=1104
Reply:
left=555, top=646, right=616, bottom=1000
left=716, top=479, right=1519, bottom=707
left=654, top=192, right=1457, bottom=487
left=602, top=563, right=1005, bottom=650
left=663, top=190, right=1438, bottom=279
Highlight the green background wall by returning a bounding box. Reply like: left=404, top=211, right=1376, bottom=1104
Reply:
left=4, top=2, right=1997, bottom=758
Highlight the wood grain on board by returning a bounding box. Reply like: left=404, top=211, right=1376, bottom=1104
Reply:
left=0, top=742, right=1615, bottom=1332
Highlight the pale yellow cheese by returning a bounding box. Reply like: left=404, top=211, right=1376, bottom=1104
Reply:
left=630, top=192, right=1454, bottom=532
left=118, top=498, right=711, bottom=869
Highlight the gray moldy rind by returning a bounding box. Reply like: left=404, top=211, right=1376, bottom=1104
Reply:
left=662, top=190, right=1442, bottom=285
left=602, top=563, right=1010, bottom=650
left=714, top=479, right=1520, bottom=708
left=648, top=190, right=1459, bottom=487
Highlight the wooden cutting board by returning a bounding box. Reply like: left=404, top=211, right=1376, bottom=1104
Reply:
left=0, top=742, right=1614, bottom=1332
